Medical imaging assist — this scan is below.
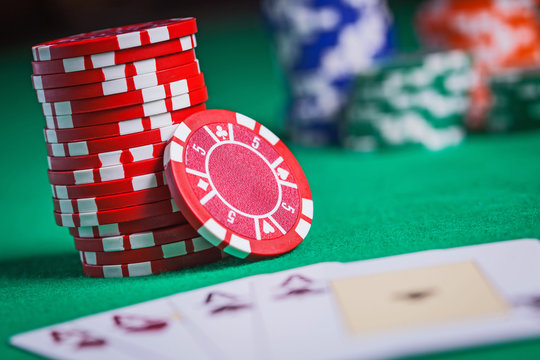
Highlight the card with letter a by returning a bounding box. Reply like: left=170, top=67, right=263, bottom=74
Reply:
left=254, top=239, right=540, bottom=359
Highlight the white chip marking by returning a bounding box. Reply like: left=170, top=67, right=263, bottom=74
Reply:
left=127, top=262, right=152, bottom=277
left=116, top=32, right=142, bottom=49
left=54, top=101, right=71, bottom=116
left=228, top=123, right=234, bottom=141
left=63, top=57, right=85, bottom=72
left=32, top=76, right=42, bottom=89
left=102, top=265, right=123, bottom=278
left=50, top=144, right=65, bottom=157
left=269, top=216, right=286, bottom=235
left=98, top=150, right=122, bottom=166
left=134, top=72, right=158, bottom=89
left=161, top=241, right=187, bottom=258
left=180, top=35, right=192, bottom=50
left=197, top=179, right=209, bottom=191
left=73, top=169, right=95, bottom=184
left=99, top=165, right=125, bottom=182
left=132, top=173, right=158, bottom=191
left=186, top=168, right=209, bottom=179
left=235, top=113, right=256, bottom=129
left=270, top=157, right=283, bottom=169
left=83, top=252, right=97, bottom=265
left=175, top=122, right=191, bottom=142
left=229, top=234, right=251, bottom=254
left=143, top=99, right=167, bottom=116
left=169, top=142, right=184, bottom=163
left=102, top=64, right=126, bottom=81
left=301, top=199, right=314, bottom=219
left=134, top=58, right=157, bottom=73
left=204, top=125, right=220, bottom=143
left=254, top=219, right=261, bottom=240
left=102, top=78, right=128, bottom=96
left=102, top=236, right=125, bottom=252
left=278, top=180, right=298, bottom=189
left=58, top=200, right=74, bottom=213
left=76, top=198, right=98, bottom=213
left=56, top=115, right=73, bottom=129
left=259, top=125, right=279, bottom=145
left=192, top=237, right=213, bottom=251
left=90, top=51, right=115, bottom=68
left=200, top=189, right=216, bottom=205
left=119, top=118, right=144, bottom=135
left=171, top=93, right=190, bottom=109
left=142, top=85, right=166, bottom=102
left=170, top=79, right=188, bottom=95
left=67, top=141, right=89, bottom=156
left=295, top=219, right=311, bottom=239
left=200, top=218, right=227, bottom=242
left=54, top=185, right=68, bottom=199
left=147, top=26, right=170, bottom=43
left=151, top=112, right=173, bottom=128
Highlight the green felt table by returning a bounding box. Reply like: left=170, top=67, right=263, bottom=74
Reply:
left=1, top=13, right=540, bottom=360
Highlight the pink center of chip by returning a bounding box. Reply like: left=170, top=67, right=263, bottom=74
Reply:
left=207, top=143, right=280, bottom=216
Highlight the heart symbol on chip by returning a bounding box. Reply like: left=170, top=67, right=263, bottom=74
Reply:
left=262, top=220, right=275, bottom=234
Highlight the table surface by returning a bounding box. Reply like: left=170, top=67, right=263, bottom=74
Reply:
left=1, top=15, right=540, bottom=360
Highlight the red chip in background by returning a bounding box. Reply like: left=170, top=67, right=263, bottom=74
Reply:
left=164, top=109, right=313, bottom=260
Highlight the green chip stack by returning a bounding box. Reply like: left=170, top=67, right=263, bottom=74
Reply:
left=341, top=50, right=472, bottom=152
left=488, top=68, right=540, bottom=132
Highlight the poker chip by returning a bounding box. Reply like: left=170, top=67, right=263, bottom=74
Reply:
left=73, top=223, right=198, bottom=252
left=80, top=247, right=224, bottom=278
left=53, top=186, right=172, bottom=213
left=47, top=142, right=168, bottom=171
left=44, top=86, right=208, bottom=127
left=44, top=104, right=205, bottom=143
left=32, top=50, right=196, bottom=90
left=48, top=157, right=164, bottom=185
left=51, top=171, right=167, bottom=199
left=32, top=18, right=197, bottom=61
left=164, top=109, right=313, bottom=260
left=32, top=34, right=197, bottom=75
left=79, top=235, right=212, bottom=265
left=69, top=212, right=187, bottom=238
left=54, top=198, right=180, bottom=227
left=35, top=62, right=201, bottom=103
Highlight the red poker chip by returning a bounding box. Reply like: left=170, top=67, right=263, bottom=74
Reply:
left=44, top=104, right=205, bottom=143
left=79, top=235, right=211, bottom=265
left=53, top=185, right=171, bottom=213
left=44, top=86, right=208, bottom=128
left=54, top=198, right=180, bottom=227
left=73, top=222, right=198, bottom=252
left=32, top=34, right=197, bottom=75
left=46, top=126, right=175, bottom=157
left=36, top=62, right=200, bottom=103
left=40, top=73, right=205, bottom=115
left=164, top=109, right=313, bottom=260
left=32, top=18, right=197, bottom=61
left=80, top=247, right=224, bottom=278
left=48, top=157, right=164, bottom=185
left=69, top=211, right=186, bottom=238
left=32, top=50, right=196, bottom=90
left=47, top=142, right=167, bottom=171
left=51, top=171, right=167, bottom=199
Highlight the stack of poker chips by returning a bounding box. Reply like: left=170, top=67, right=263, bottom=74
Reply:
left=340, top=50, right=472, bottom=152
left=263, top=0, right=394, bottom=146
left=31, top=18, right=224, bottom=277
left=416, top=0, right=540, bottom=129
left=488, top=68, right=540, bottom=132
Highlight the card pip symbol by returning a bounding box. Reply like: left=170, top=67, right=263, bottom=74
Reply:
left=50, top=329, right=106, bottom=349
left=113, top=314, right=168, bottom=333
left=274, top=274, right=325, bottom=299
left=394, top=288, right=437, bottom=302
left=204, top=291, right=252, bottom=315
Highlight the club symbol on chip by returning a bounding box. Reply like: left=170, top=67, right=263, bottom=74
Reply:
left=204, top=291, right=252, bottom=314
left=113, top=314, right=168, bottom=332
left=215, top=126, right=228, bottom=139
left=50, top=329, right=107, bottom=349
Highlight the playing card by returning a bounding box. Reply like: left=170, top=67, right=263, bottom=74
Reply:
left=9, top=321, right=156, bottom=360
left=169, top=277, right=261, bottom=360
left=75, top=297, right=215, bottom=360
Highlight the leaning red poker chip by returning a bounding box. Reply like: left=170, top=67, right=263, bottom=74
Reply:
left=53, top=185, right=171, bottom=213
left=32, top=50, right=196, bottom=89
left=46, top=126, right=175, bottom=157
left=73, top=223, right=198, bottom=252
left=32, top=18, right=197, bottom=61
left=32, top=34, right=197, bottom=75
left=44, top=104, right=205, bottom=143
left=48, top=157, right=164, bottom=185
left=164, top=109, right=313, bottom=260
left=48, top=142, right=167, bottom=171
left=80, top=246, right=224, bottom=278
left=44, top=86, right=208, bottom=127
left=51, top=171, right=167, bottom=199
left=80, top=235, right=211, bottom=265
left=40, top=73, right=205, bottom=115
left=69, top=211, right=186, bottom=238
left=36, top=62, right=200, bottom=103
left=54, top=198, right=180, bottom=227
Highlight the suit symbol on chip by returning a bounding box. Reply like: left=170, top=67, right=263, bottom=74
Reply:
left=276, top=167, right=289, bottom=180
left=215, top=126, right=228, bottom=139
left=262, top=220, right=275, bottom=234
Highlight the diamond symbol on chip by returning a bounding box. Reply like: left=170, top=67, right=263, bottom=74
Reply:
left=276, top=168, right=289, bottom=180
left=215, top=126, right=228, bottom=139
left=197, top=179, right=209, bottom=191
left=262, top=220, right=275, bottom=234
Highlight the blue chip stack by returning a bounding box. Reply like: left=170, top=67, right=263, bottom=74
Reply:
left=263, top=0, right=395, bottom=146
